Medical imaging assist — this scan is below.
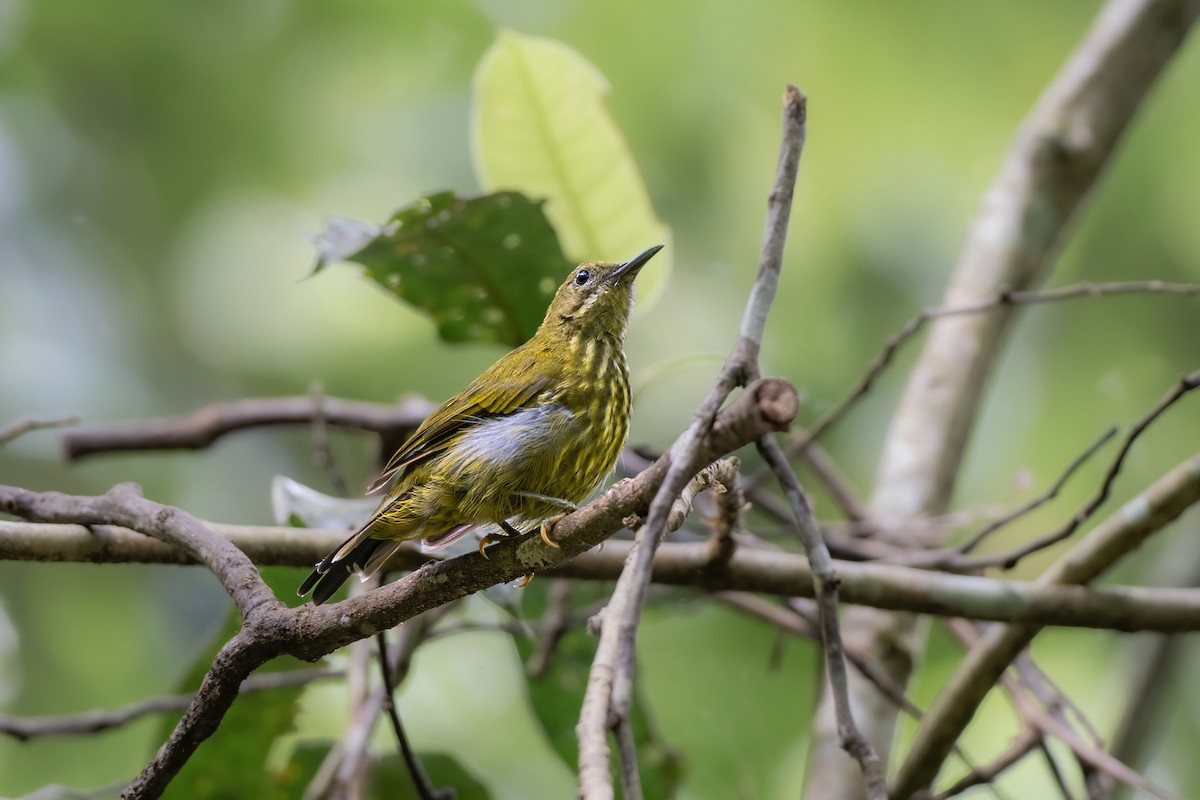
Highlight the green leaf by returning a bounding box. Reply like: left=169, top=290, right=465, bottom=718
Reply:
left=512, top=582, right=683, bottom=799
left=472, top=30, right=673, bottom=311
left=314, top=190, right=573, bottom=346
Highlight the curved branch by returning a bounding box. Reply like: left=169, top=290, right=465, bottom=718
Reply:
left=0, top=484, right=277, bottom=619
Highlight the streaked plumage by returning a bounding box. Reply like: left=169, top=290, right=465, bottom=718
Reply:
left=299, top=245, right=662, bottom=604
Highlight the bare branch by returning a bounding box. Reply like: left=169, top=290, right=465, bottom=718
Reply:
left=790, top=281, right=1197, bottom=458
left=0, top=667, right=340, bottom=742
left=0, top=414, right=79, bottom=446
left=9, top=517, right=1200, bottom=631
left=757, top=435, right=885, bottom=795
left=956, top=426, right=1118, bottom=554
left=61, top=395, right=432, bottom=461
left=0, top=483, right=277, bottom=619
left=970, top=369, right=1200, bottom=570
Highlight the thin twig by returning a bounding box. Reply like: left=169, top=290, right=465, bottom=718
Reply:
left=757, top=436, right=885, bottom=795
left=376, top=631, right=451, bottom=800
left=790, top=281, right=1199, bottom=457
left=309, top=380, right=351, bottom=498
left=0, top=414, right=79, bottom=446
left=0, top=667, right=341, bottom=741
left=971, top=369, right=1200, bottom=570
left=925, top=727, right=1041, bottom=800
left=957, top=427, right=1118, bottom=554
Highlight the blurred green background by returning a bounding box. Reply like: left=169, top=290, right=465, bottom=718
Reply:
left=2, top=1, right=1199, bottom=798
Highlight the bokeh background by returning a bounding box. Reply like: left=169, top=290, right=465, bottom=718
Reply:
left=2, top=1, right=1199, bottom=798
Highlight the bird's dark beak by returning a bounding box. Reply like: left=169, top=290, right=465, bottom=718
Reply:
left=608, top=244, right=664, bottom=283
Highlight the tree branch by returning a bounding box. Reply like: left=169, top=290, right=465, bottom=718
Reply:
left=8, top=517, right=1200, bottom=631
left=61, top=395, right=432, bottom=461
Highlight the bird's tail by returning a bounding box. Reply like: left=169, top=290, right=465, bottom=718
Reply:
left=298, top=528, right=402, bottom=605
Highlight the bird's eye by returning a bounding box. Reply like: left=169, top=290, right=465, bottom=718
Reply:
left=573, top=269, right=591, bottom=286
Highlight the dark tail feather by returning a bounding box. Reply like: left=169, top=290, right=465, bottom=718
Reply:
left=298, top=535, right=388, bottom=606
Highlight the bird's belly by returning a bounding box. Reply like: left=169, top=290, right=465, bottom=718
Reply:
left=446, top=401, right=624, bottom=520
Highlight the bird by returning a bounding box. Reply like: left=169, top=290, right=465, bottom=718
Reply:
left=299, top=244, right=663, bottom=604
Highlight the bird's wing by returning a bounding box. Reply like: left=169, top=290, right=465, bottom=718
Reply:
left=367, top=351, right=555, bottom=492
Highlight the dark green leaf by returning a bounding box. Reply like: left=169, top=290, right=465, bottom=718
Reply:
left=313, top=190, right=573, bottom=346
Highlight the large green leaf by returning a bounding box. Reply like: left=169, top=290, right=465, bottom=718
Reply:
left=472, top=30, right=673, bottom=310
left=314, top=190, right=573, bottom=346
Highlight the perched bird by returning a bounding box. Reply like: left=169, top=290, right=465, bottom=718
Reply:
left=299, top=244, right=663, bottom=604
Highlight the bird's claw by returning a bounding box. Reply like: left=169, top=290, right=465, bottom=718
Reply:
left=540, top=514, right=565, bottom=548
left=478, top=533, right=504, bottom=560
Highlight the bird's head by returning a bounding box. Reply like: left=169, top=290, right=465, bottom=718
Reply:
left=541, top=245, right=663, bottom=340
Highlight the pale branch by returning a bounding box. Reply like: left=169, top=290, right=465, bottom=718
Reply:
left=0, top=667, right=340, bottom=742
left=664, top=458, right=739, bottom=534
left=61, top=395, right=433, bottom=461
left=8, top=519, right=1200, bottom=632
left=704, top=459, right=743, bottom=568
left=892, top=448, right=1200, bottom=798
left=0, top=414, right=80, bottom=446
left=808, top=2, right=1200, bottom=796
left=47, top=376, right=795, bottom=799
left=332, top=577, right=380, bottom=800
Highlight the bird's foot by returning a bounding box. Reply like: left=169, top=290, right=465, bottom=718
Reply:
left=479, top=520, right=526, bottom=560
left=540, top=513, right=566, bottom=548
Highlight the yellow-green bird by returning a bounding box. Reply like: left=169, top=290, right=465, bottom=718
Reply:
left=299, top=244, right=663, bottom=604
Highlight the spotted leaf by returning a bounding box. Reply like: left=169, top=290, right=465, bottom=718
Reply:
left=314, top=190, right=572, bottom=346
